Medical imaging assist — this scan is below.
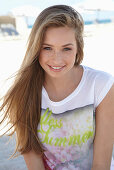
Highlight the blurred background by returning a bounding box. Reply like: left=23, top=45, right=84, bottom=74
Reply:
left=0, top=0, right=114, bottom=83
left=0, top=0, right=114, bottom=169
left=0, top=0, right=114, bottom=89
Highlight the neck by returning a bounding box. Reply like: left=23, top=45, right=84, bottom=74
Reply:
left=44, top=65, right=82, bottom=94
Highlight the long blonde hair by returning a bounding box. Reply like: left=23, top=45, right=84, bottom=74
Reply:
left=0, top=5, right=84, bottom=156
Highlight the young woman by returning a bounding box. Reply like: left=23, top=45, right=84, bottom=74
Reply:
left=0, top=5, right=114, bottom=170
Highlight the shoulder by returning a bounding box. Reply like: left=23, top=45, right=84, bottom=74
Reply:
left=83, top=65, right=114, bottom=109
left=83, top=65, right=113, bottom=81
left=94, top=69, right=113, bottom=109
left=93, top=84, right=114, bottom=168
left=96, top=83, right=114, bottom=111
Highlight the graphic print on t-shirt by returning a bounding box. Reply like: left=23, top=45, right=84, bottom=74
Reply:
left=38, top=104, right=95, bottom=170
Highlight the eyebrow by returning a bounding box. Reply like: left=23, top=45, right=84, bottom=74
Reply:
left=42, top=43, right=74, bottom=47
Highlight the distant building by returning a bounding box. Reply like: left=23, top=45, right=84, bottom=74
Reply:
left=0, top=15, right=16, bottom=27
left=0, top=15, right=28, bottom=36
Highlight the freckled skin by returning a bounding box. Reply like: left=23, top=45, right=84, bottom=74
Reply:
left=39, top=26, right=78, bottom=79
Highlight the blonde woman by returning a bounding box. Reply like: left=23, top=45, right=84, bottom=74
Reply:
left=0, top=5, right=114, bottom=170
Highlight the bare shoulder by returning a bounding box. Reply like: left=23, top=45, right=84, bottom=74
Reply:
left=92, top=84, right=114, bottom=169
left=23, top=150, right=45, bottom=170
left=96, top=83, right=114, bottom=126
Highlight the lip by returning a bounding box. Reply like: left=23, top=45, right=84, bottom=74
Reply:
left=48, top=65, right=65, bottom=72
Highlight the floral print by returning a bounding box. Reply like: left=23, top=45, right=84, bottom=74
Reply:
left=38, top=105, right=95, bottom=170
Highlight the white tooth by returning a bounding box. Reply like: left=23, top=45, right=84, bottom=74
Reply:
left=51, top=66, right=62, bottom=69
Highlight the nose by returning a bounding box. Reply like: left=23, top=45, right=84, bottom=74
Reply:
left=51, top=50, right=62, bottom=63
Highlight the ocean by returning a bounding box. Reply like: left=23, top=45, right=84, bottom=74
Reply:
left=26, top=10, right=114, bottom=28
left=28, top=18, right=112, bottom=28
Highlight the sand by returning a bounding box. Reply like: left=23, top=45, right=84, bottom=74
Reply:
left=0, top=136, right=27, bottom=170
left=0, top=23, right=114, bottom=169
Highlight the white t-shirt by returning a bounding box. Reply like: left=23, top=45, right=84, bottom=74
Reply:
left=38, top=65, right=114, bottom=170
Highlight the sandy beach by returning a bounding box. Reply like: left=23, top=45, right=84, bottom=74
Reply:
left=0, top=136, right=27, bottom=170
left=0, top=23, right=114, bottom=169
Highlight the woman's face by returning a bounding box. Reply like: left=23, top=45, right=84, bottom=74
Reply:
left=39, top=26, right=78, bottom=79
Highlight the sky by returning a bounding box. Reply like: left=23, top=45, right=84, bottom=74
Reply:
left=0, top=0, right=114, bottom=25
left=1, top=0, right=114, bottom=15
left=0, top=0, right=83, bottom=15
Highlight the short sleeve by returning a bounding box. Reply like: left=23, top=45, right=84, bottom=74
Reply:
left=94, top=71, right=114, bottom=110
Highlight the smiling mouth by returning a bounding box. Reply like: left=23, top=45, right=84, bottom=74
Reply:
left=48, top=65, right=65, bottom=71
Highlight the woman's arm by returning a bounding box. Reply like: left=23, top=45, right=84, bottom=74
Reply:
left=23, top=150, right=45, bottom=170
left=92, top=84, right=114, bottom=170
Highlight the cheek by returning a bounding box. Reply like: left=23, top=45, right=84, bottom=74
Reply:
left=39, top=53, right=47, bottom=65
left=65, top=51, right=76, bottom=63
left=39, top=55, right=44, bottom=67
left=38, top=55, right=41, bottom=64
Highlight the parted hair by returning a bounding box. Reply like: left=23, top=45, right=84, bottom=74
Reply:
left=0, top=5, right=84, bottom=156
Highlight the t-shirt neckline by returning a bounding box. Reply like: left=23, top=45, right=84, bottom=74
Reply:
left=42, top=65, right=87, bottom=106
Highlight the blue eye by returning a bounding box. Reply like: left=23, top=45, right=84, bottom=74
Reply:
left=64, top=48, right=71, bottom=51
left=43, top=47, right=51, bottom=50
